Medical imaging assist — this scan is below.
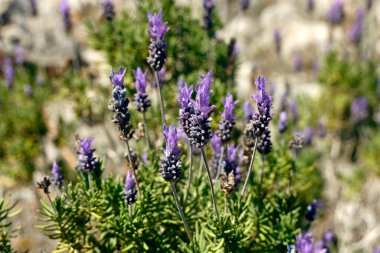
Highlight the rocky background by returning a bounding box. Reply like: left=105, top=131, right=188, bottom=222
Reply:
left=1, top=0, right=380, bottom=252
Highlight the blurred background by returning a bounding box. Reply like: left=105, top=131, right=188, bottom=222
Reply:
left=0, top=0, right=379, bottom=252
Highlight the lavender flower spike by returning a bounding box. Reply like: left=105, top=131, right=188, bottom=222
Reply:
left=147, top=10, right=169, bottom=42
left=160, top=124, right=182, bottom=182
left=305, top=199, right=318, bottom=221
left=239, top=0, right=250, bottom=11
left=177, top=79, right=193, bottom=137
left=60, top=0, right=72, bottom=32
left=3, top=57, right=14, bottom=89
left=220, top=143, right=241, bottom=193
left=218, top=93, right=238, bottom=143
left=349, top=7, right=364, bottom=45
left=351, top=96, right=368, bottom=122
left=189, top=71, right=215, bottom=148
left=15, top=44, right=24, bottom=65
left=51, top=161, right=64, bottom=190
left=278, top=111, right=288, bottom=134
left=133, top=67, right=150, bottom=112
left=296, top=232, right=327, bottom=253
left=110, top=67, right=127, bottom=88
left=123, top=172, right=138, bottom=205
left=327, top=0, right=344, bottom=26
left=77, top=137, right=98, bottom=173
left=102, top=0, right=115, bottom=21
left=203, top=0, right=214, bottom=34
left=147, top=10, right=169, bottom=71
left=243, top=101, right=254, bottom=122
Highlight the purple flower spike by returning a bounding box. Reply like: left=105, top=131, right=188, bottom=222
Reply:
left=239, top=0, right=250, bottom=11
left=351, top=96, right=368, bottom=122
left=110, top=67, right=127, bottom=88
left=222, top=93, right=238, bottom=122
left=226, top=144, right=239, bottom=163
left=30, top=0, right=37, bottom=16
left=349, top=7, right=364, bottom=45
left=77, top=137, right=98, bottom=173
left=373, top=248, right=380, bottom=253
left=51, top=161, right=64, bottom=190
left=304, top=127, right=314, bottom=146
left=15, top=44, right=24, bottom=65
left=177, top=79, right=193, bottom=110
left=194, top=71, right=215, bottom=117
left=102, top=0, right=114, bottom=21
left=160, top=124, right=182, bottom=182
left=157, top=67, right=165, bottom=85
left=123, top=172, right=137, bottom=204
left=289, top=100, right=299, bottom=123
left=305, top=199, right=318, bottom=221
left=327, top=0, right=344, bottom=25
left=147, top=10, right=169, bottom=42
left=133, top=68, right=148, bottom=94
left=133, top=68, right=150, bottom=113
left=243, top=101, right=255, bottom=122
left=273, top=28, right=281, bottom=54
left=203, top=0, right=214, bottom=34
left=294, top=55, right=302, bottom=72
left=3, top=57, right=14, bottom=89
left=252, top=75, right=272, bottom=115
left=318, top=120, right=327, bottom=138
left=163, top=124, right=182, bottom=158
left=323, top=230, right=336, bottom=244
left=60, top=0, right=72, bottom=32
left=278, top=111, right=288, bottom=134
left=211, top=134, right=222, bottom=156
left=296, top=232, right=314, bottom=253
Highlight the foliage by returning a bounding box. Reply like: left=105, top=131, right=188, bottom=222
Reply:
left=0, top=197, right=19, bottom=253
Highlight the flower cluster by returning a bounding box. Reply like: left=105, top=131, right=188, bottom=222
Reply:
left=123, top=172, right=138, bottom=205
left=296, top=232, right=327, bottom=253
left=60, top=0, right=71, bottom=32
left=109, top=67, right=134, bottom=141
left=177, top=79, right=193, bottom=137
left=203, top=0, right=214, bottom=35
left=51, top=161, right=64, bottom=190
left=102, top=0, right=115, bottom=21
left=77, top=137, right=98, bottom=173
left=349, top=8, right=364, bottom=45
left=220, top=144, right=241, bottom=194
left=160, top=124, right=182, bottom=182
left=245, top=76, right=273, bottom=155
left=147, top=10, right=169, bottom=71
left=327, top=0, right=344, bottom=26
left=133, top=68, right=151, bottom=113
left=189, top=72, right=215, bottom=148
left=278, top=111, right=288, bottom=134
left=3, top=57, right=14, bottom=89
left=217, top=93, right=238, bottom=143
left=305, top=199, right=318, bottom=222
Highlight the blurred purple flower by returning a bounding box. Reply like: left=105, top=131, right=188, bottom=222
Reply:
left=30, top=0, right=37, bottom=16
left=375, top=112, right=380, bottom=126
left=51, top=161, right=64, bottom=190
left=221, top=93, right=238, bottom=122
left=327, top=0, right=344, bottom=25
left=147, top=10, right=169, bottom=42
left=243, top=101, right=254, bottom=122
left=273, top=28, right=281, bottom=54
left=60, top=0, right=72, bottom=32
left=373, top=248, right=380, bottom=253
left=110, top=67, right=126, bottom=88
left=211, top=134, right=222, bottom=157
left=203, top=0, right=214, bottom=32
left=3, top=57, right=14, bottom=89
left=307, top=0, right=315, bottom=12
left=226, top=143, right=239, bottom=163
left=157, top=67, right=165, bottom=85
left=318, top=120, right=327, bottom=138
left=102, top=0, right=115, bottom=21
left=294, top=55, right=302, bottom=72
left=278, top=111, right=288, bottom=134
left=252, top=75, right=272, bottom=116
left=349, top=7, right=364, bottom=45
left=239, top=0, right=250, bottom=11
left=141, top=151, right=148, bottom=164
left=304, top=127, right=314, bottom=146
left=305, top=199, right=318, bottom=221
left=133, top=68, right=150, bottom=113
left=15, top=44, right=24, bottom=65
left=124, top=172, right=137, bottom=204
left=296, top=232, right=327, bottom=253
left=289, top=100, right=299, bottom=123
left=351, top=96, right=368, bottom=122
left=323, top=229, right=336, bottom=244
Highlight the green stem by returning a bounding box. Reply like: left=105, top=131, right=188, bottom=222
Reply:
left=184, top=145, right=193, bottom=201
left=240, top=139, right=258, bottom=197
left=171, top=183, right=193, bottom=241
left=125, top=140, right=141, bottom=196
left=201, top=148, right=220, bottom=220
left=154, top=71, right=166, bottom=126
